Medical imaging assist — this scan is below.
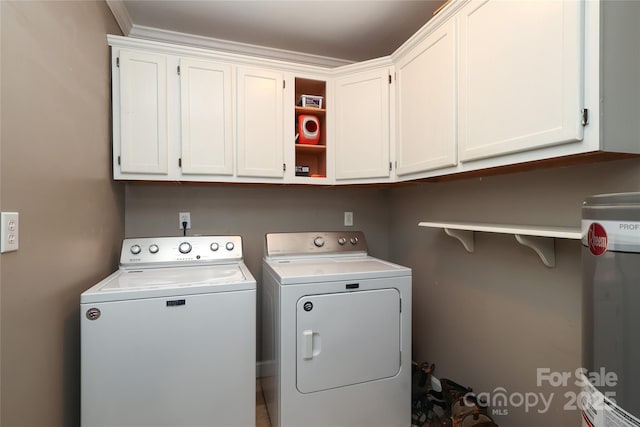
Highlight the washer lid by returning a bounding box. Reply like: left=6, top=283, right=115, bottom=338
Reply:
left=81, top=263, right=256, bottom=304
left=264, top=256, right=411, bottom=285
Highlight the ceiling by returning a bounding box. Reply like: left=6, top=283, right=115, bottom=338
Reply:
left=113, top=1, right=446, bottom=63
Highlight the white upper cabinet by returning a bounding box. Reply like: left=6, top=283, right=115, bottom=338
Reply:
left=117, top=49, right=169, bottom=175
left=110, top=0, right=640, bottom=184
left=179, top=58, right=234, bottom=176
left=334, top=68, right=391, bottom=181
left=395, top=19, right=457, bottom=176
left=236, top=66, right=285, bottom=178
left=457, top=0, right=585, bottom=162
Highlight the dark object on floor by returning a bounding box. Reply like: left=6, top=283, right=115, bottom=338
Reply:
left=411, top=362, right=499, bottom=427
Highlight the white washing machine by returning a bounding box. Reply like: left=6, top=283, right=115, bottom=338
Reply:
left=81, top=235, right=256, bottom=427
left=261, top=231, right=412, bottom=427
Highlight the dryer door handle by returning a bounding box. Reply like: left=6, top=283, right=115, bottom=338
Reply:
left=303, top=330, right=314, bottom=360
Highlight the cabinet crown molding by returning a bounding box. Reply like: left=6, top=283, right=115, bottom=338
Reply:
left=392, top=0, right=467, bottom=61
left=108, top=34, right=341, bottom=77
left=105, top=0, right=133, bottom=36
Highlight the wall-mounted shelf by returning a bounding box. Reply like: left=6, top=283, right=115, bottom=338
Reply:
left=418, top=221, right=582, bottom=268
left=295, top=144, right=326, bottom=153
left=295, top=106, right=326, bottom=116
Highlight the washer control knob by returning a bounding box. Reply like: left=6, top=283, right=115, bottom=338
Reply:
left=210, top=242, right=219, bottom=252
left=350, top=237, right=359, bottom=245
left=314, top=237, right=325, bottom=247
left=130, top=244, right=142, bottom=255
left=178, top=242, right=192, bottom=254
left=225, top=242, right=235, bottom=251
left=149, top=244, right=159, bottom=254
left=338, top=237, right=347, bottom=245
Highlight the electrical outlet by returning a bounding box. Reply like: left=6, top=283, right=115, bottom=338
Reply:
left=344, top=211, right=353, bottom=227
left=1, top=212, right=19, bottom=253
left=179, top=212, right=191, bottom=230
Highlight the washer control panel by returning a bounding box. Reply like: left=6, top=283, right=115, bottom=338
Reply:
left=265, top=231, right=367, bottom=257
left=120, top=235, right=243, bottom=267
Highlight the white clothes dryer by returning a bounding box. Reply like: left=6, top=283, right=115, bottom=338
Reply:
left=81, top=235, right=256, bottom=427
left=261, top=231, right=412, bottom=427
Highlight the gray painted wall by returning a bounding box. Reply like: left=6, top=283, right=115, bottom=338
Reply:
left=0, top=2, right=124, bottom=426
left=125, top=184, right=391, bottom=275
left=389, top=158, right=640, bottom=426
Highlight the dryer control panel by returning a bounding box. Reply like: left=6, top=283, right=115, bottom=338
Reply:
left=120, top=236, right=243, bottom=268
left=265, top=231, right=367, bottom=257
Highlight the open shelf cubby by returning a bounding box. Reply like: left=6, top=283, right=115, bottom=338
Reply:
left=295, top=78, right=326, bottom=178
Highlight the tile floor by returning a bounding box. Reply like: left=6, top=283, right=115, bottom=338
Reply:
left=256, top=379, right=271, bottom=427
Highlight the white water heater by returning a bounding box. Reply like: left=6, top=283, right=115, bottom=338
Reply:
left=581, top=192, right=640, bottom=427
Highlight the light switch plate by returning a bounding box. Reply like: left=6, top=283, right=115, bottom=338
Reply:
left=1, top=212, right=19, bottom=253
left=344, top=211, right=353, bottom=227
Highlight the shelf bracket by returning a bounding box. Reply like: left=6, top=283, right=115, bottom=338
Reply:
left=444, top=228, right=474, bottom=253
left=514, top=234, right=556, bottom=268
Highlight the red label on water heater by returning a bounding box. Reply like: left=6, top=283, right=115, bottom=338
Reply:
left=588, top=223, right=608, bottom=256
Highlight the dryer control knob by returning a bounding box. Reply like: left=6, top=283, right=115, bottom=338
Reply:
left=350, top=237, right=359, bottom=245
left=225, top=242, right=235, bottom=251
left=130, top=244, right=142, bottom=255
left=210, top=242, right=219, bottom=252
left=338, top=237, right=347, bottom=245
left=178, top=242, right=192, bottom=254
left=314, top=237, right=325, bottom=247
left=149, top=244, right=159, bottom=254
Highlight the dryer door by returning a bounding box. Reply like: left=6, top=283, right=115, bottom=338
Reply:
left=296, top=288, right=400, bottom=393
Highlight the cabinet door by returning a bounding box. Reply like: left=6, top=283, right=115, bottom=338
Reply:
left=179, top=59, right=233, bottom=176
left=236, top=67, right=284, bottom=178
left=118, top=50, right=168, bottom=174
left=396, top=20, right=457, bottom=176
left=334, top=68, right=390, bottom=180
left=458, top=0, right=584, bottom=162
